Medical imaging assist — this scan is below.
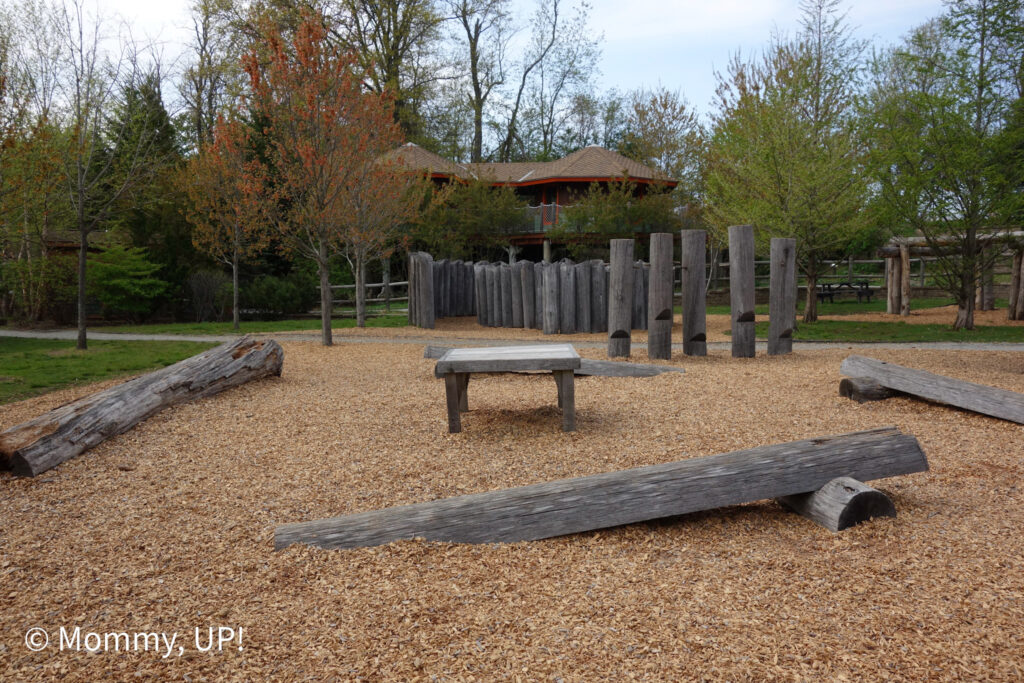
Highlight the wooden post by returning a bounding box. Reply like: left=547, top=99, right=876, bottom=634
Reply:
left=542, top=263, right=560, bottom=334
left=435, top=259, right=447, bottom=318
left=559, top=260, right=576, bottom=334
left=533, top=262, right=545, bottom=329
left=899, top=242, right=911, bottom=316
left=847, top=255, right=854, bottom=282
left=486, top=264, right=499, bottom=327
left=1015, top=253, right=1024, bottom=320
left=591, top=260, right=608, bottom=334
left=1009, top=251, right=1022, bottom=321
left=510, top=262, right=524, bottom=328
left=608, top=239, right=635, bottom=357
left=768, top=237, right=796, bottom=356
left=777, top=477, right=896, bottom=532
left=574, top=261, right=592, bottom=333
left=632, top=261, right=648, bottom=330
left=918, top=257, right=926, bottom=287
left=417, top=252, right=435, bottom=329
left=554, top=369, right=576, bottom=432
left=473, top=262, right=486, bottom=325
left=729, top=225, right=756, bottom=358
left=680, top=230, right=707, bottom=356
left=543, top=238, right=552, bottom=263
left=648, top=232, right=674, bottom=359
left=500, top=264, right=513, bottom=327
left=407, top=252, right=417, bottom=326
left=888, top=255, right=902, bottom=314
left=519, top=261, right=536, bottom=329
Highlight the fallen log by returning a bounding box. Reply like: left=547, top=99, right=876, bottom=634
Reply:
left=275, top=426, right=927, bottom=550
left=839, top=377, right=896, bottom=403
left=0, top=337, right=284, bottom=477
left=777, top=477, right=896, bottom=532
left=840, top=355, right=1024, bottom=424
left=423, top=346, right=684, bottom=377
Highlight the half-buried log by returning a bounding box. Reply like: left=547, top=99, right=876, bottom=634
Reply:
left=0, top=337, right=284, bottom=477
left=777, top=477, right=896, bottom=532
left=275, top=426, right=926, bottom=550
left=839, top=377, right=896, bottom=403
left=841, top=355, right=1024, bottom=424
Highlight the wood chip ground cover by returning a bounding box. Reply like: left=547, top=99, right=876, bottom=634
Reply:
left=1, top=332, right=1022, bottom=681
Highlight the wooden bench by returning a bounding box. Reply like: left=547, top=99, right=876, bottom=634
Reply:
left=818, top=281, right=874, bottom=303
left=434, top=344, right=582, bottom=433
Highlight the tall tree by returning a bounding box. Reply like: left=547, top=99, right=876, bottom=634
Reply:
left=243, top=13, right=413, bottom=344
left=865, top=0, right=1024, bottom=329
left=705, top=0, right=872, bottom=322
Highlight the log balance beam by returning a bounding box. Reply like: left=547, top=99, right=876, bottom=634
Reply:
left=840, top=355, right=1024, bottom=424
left=275, top=426, right=927, bottom=550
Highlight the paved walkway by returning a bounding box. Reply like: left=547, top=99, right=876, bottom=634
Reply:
left=3, top=328, right=1023, bottom=352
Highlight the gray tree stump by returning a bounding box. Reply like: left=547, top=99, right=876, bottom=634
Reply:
left=768, top=237, right=796, bottom=355
left=729, top=225, right=756, bottom=358
left=680, top=230, right=707, bottom=356
left=777, top=477, right=896, bottom=532
left=648, top=232, right=674, bottom=359
left=608, top=239, right=635, bottom=357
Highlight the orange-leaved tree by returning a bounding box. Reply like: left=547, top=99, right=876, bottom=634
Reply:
left=184, top=114, right=269, bottom=330
left=243, top=13, right=417, bottom=343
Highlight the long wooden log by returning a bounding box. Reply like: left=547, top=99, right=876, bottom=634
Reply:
left=0, top=337, right=284, bottom=477
left=777, top=477, right=896, bottom=532
left=729, top=225, right=756, bottom=357
left=840, top=355, right=1024, bottom=424
left=608, top=239, right=634, bottom=357
left=768, top=238, right=796, bottom=355
left=680, top=229, right=707, bottom=356
left=275, top=427, right=927, bottom=550
left=648, top=232, right=674, bottom=359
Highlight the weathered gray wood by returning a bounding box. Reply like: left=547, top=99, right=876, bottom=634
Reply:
left=768, top=237, right=796, bottom=355
left=1008, top=251, right=1021, bottom=321
left=407, top=253, right=417, bottom=325
left=542, top=263, right=560, bottom=334
left=435, top=258, right=447, bottom=317
left=420, top=252, right=435, bottom=328
left=632, top=261, right=648, bottom=330
left=887, top=256, right=902, bottom=314
left=435, top=344, right=581, bottom=376
left=465, top=262, right=475, bottom=317
left=729, top=225, right=756, bottom=358
left=608, top=239, right=635, bottom=357
left=900, top=243, right=911, bottom=316
left=533, top=262, right=545, bottom=329
left=648, top=233, right=674, bottom=359
left=575, top=262, right=592, bottom=333
left=839, top=377, right=896, bottom=403
left=680, top=230, right=707, bottom=356
left=486, top=264, right=499, bottom=327
left=474, top=262, right=487, bottom=325
left=841, top=355, right=1024, bottom=424
left=444, top=373, right=463, bottom=433
left=555, top=369, right=576, bottom=431
left=510, top=262, right=524, bottom=328
left=559, top=260, right=576, bottom=334
left=590, top=260, right=608, bottom=334
left=423, top=346, right=684, bottom=378
left=0, top=337, right=285, bottom=477
left=500, top=264, right=513, bottom=327
left=777, top=477, right=896, bottom=532
left=519, top=261, right=536, bottom=329
left=275, top=426, right=928, bottom=550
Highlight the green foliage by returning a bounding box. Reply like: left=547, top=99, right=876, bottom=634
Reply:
left=413, top=179, right=528, bottom=259
left=239, top=272, right=318, bottom=319
left=86, top=246, right=168, bottom=320
left=0, top=253, right=77, bottom=322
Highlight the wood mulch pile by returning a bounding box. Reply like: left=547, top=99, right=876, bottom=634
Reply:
left=2, top=334, right=1023, bottom=681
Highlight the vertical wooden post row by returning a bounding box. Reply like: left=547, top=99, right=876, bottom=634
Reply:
left=533, top=262, right=545, bottom=329
left=542, top=262, right=560, bottom=334
left=648, top=232, right=674, bottom=359
left=729, top=225, right=756, bottom=358
left=608, top=239, right=635, bottom=357
left=409, top=252, right=435, bottom=329
left=575, top=262, right=592, bottom=333
left=680, top=229, right=707, bottom=356
left=559, top=259, right=576, bottom=334
left=510, top=262, right=524, bottom=328
left=591, top=261, right=608, bottom=334
left=768, top=237, right=796, bottom=356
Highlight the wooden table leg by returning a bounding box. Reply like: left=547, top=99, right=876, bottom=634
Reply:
left=458, top=374, right=470, bottom=412
left=444, top=374, right=463, bottom=433
left=554, top=372, right=564, bottom=408
left=555, top=370, right=576, bottom=432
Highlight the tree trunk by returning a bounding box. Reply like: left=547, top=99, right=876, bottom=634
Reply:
left=76, top=229, right=89, bottom=350
left=0, top=337, right=284, bottom=477
left=318, top=242, right=333, bottom=346
left=355, top=254, right=367, bottom=328
left=232, top=245, right=240, bottom=332
left=803, top=271, right=818, bottom=323
left=1008, top=251, right=1021, bottom=321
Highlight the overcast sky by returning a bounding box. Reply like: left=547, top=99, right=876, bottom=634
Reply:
left=101, top=0, right=949, bottom=116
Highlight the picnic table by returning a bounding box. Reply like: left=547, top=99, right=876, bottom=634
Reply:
left=817, top=280, right=874, bottom=303
left=434, top=344, right=582, bottom=433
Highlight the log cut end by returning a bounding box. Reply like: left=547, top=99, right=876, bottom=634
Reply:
left=839, top=377, right=896, bottom=403
left=777, top=477, right=896, bottom=532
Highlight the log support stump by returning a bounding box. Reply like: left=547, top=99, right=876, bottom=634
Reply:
left=839, top=377, right=896, bottom=403
left=777, top=477, right=896, bottom=532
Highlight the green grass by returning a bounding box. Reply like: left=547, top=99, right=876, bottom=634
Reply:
left=99, top=315, right=409, bottom=335
left=704, top=296, right=956, bottom=317
left=752, top=319, right=1024, bottom=343
left=0, top=338, right=216, bottom=405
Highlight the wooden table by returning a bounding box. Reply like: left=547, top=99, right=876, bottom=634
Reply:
left=434, top=344, right=582, bottom=433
